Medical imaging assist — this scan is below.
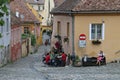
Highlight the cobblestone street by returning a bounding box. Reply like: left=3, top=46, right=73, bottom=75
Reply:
left=0, top=45, right=120, bottom=80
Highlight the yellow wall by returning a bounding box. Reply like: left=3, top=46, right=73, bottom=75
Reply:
left=26, top=3, right=42, bottom=22
left=74, top=14, right=120, bottom=62
left=27, top=3, right=42, bottom=46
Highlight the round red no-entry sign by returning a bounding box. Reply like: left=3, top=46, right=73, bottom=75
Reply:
left=79, top=34, right=86, bottom=40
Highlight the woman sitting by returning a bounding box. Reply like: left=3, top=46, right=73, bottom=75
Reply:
left=96, top=50, right=105, bottom=66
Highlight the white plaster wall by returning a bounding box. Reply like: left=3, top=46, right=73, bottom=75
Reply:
left=0, top=5, right=11, bottom=66
left=41, top=0, right=54, bottom=26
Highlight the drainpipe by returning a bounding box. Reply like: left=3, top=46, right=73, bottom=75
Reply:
left=71, top=14, right=75, bottom=66
left=47, top=0, right=50, bottom=26
left=72, top=15, right=75, bottom=55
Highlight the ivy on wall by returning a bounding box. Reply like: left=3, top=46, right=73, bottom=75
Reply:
left=0, top=0, right=9, bottom=26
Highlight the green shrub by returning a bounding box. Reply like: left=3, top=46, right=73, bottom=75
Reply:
left=75, top=55, right=80, bottom=64
left=31, top=34, right=36, bottom=46
left=21, top=34, right=29, bottom=39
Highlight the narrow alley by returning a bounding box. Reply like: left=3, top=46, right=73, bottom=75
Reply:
left=0, top=45, right=120, bottom=80
left=0, top=45, right=50, bottom=80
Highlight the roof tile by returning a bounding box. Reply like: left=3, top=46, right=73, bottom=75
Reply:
left=11, top=12, right=21, bottom=25
left=51, top=0, right=120, bottom=14
left=25, top=0, right=44, bottom=5
left=73, top=0, right=120, bottom=11
left=54, top=0, right=65, bottom=7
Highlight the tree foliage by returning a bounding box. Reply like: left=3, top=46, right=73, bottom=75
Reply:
left=0, top=0, right=9, bottom=26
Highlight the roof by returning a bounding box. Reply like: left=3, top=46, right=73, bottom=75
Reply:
left=54, top=0, right=65, bottom=7
left=10, top=0, right=39, bottom=23
left=51, top=0, right=120, bottom=14
left=25, top=0, right=44, bottom=5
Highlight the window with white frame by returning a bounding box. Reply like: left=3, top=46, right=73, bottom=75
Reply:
left=89, top=23, right=105, bottom=40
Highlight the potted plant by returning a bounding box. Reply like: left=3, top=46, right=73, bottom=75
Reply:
left=92, top=40, right=101, bottom=45
left=64, top=37, right=69, bottom=43
left=74, top=55, right=81, bottom=67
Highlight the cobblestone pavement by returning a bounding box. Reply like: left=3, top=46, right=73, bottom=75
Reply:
left=0, top=45, right=50, bottom=80
left=0, top=45, right=120, bottom=80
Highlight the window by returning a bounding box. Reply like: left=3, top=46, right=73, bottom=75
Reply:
left=38, top=5, right=44, bottom=11
left=24, top=27, right=29, bottom=34
left=67, top=22, right=70, bottom=37
left=89, top=23, right=104, bottom=40
left=57, top=21, right=61, bottom=35
left=6, top=18, right=9, bottom=32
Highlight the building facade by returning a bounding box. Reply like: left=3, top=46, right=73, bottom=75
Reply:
left=0, top=3, right=11, bottom=66
left=10, top=0, right=40, bottom=56
left=11, top=13, right=21, bottom=61
left=51, top=0, right=120, bottom=62
left=26, top=0, right=54, bottom=45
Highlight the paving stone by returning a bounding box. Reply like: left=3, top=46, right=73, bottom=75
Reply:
left=0, top=45, right=120, bottom=80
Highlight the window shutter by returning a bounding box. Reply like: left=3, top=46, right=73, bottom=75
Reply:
left=102, top=23, right=105, bottom=40
left=89, top=24, right=92, bottom=40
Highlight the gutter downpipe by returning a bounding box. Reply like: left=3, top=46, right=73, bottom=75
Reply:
left=71, top=14, right=75, bottom=55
